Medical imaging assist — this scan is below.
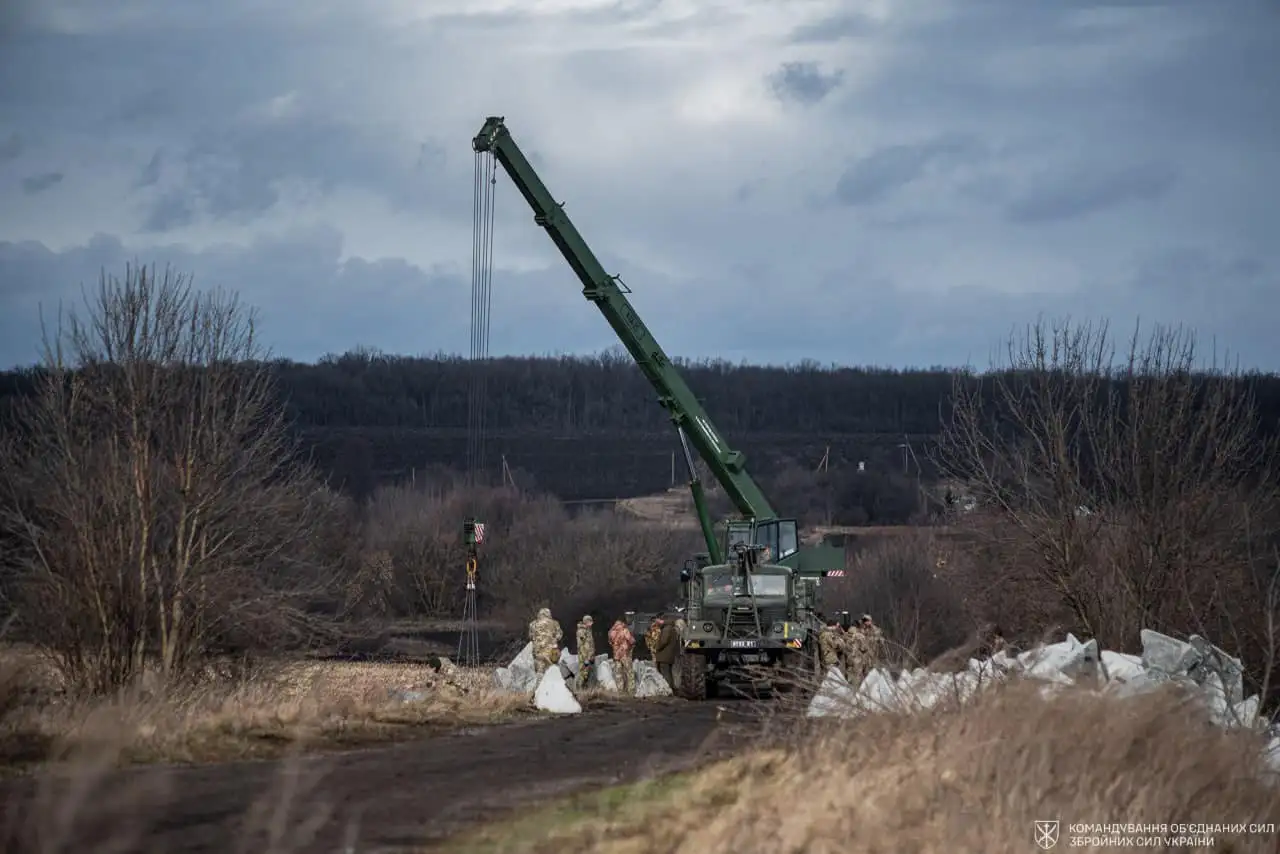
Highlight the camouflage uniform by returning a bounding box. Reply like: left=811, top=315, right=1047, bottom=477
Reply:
left=528, top=607, right=562, bottom=675
left=986, top=624, right=1007, bottom=657
left=817, top=623, right=843, bottom=672
left=644, top=619, right=662, bottom=659
left=843, top=623, right=868, bottom=687
left=608, top=619, right=636, bottom=695
left=437, top=656, right=466, bottom=694
left=575, top=615, right=595, bottom=691
left=861, top=616, right=885, bottom=668
left=652, top=619, right=678, bottom=689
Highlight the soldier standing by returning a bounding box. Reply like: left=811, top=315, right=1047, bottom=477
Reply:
left=843, top=619, right=868, bottom=687
left=989, top=625, right=1008, bottom=657
left=608, top=618, right=636, bottom=695
left=860, top=614, right=885, bottom=669
left=652, top=616, right=679, bottom=690
left=817, top=619, right=844, bottom=675
left=644, top=616, right=663, bottom=660
left=528, top=607, right=562, bottom=676
left=575, top=615, right=595, bottom=691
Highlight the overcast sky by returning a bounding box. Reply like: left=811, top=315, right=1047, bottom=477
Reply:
left=2, top=0, right=1277, bottom=371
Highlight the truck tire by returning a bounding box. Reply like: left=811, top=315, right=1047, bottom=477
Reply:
left=674, top=651, right=707, bottom=701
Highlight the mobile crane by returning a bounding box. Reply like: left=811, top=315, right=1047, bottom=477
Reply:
left=472, top=117, right=846, bottom=698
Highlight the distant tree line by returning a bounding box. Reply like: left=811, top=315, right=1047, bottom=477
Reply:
left=2, top=343, right=1277, bottom=507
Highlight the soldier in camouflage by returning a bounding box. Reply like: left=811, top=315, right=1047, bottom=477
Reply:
left=860, top=614, right=885, bottom=668
left=608, top=618, right=636, bottom=695
left=652, top=615, right=678, bottom=690
left=842, top=619, right=868, bottom=687
left=644, top=616, right=663, bottom=660
left=988, top=624, right=1007, bottom=657
left=528, top=607, right=562, bottom=676
left=425, top=656, right=466, bottom=695
left=817, top=618, right=844, bottom=674
left=575, top=615, right=595, bottom=691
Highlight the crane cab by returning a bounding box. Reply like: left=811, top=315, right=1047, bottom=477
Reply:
left=724, top=518, right=843, bottom=578
left=724, top=519, right=799, bottom=565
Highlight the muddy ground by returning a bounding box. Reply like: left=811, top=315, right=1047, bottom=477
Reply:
left=0, top=698, right=768, bottom=854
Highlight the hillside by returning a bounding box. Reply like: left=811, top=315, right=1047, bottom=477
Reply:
left=4, top=351, right=1279, bottom=505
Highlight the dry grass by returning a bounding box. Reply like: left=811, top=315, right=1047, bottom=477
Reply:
left=0, top=643, right=535, bottom=772
left=438, top=681, right=1280, bottom=854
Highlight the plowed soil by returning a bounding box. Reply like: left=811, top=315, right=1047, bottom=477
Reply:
left=0, top=698, right=765, bottom=854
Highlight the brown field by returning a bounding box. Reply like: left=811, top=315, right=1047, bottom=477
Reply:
left=614, top=488, right=967, bottom=546
left=0, top=642, right=538, bottom=773
left=0, top=644, right=750, bottom=854
left=5, top=656, right=1277, bottom=854
left=438, top=682, right=1280, bottom=854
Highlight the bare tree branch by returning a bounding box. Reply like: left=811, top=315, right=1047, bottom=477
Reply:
left=0, top=265, right=343, bottom=693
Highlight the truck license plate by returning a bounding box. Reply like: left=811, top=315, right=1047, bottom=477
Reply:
left=729, top=640, right=758, bottom=648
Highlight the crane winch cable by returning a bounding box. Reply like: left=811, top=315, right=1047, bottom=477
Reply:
left=458, top=149, right=497, bottom=669
left=467, top=149, right=498, bottom=484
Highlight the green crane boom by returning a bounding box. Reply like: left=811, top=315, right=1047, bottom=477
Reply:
left=472, top=116, right=843, bottom=577
left=472, top=119, right=775, bottom=515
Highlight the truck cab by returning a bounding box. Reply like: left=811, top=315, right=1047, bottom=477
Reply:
left=723, top=517, right=840, bottom=599
left=681, top=544, right=812, bottom=651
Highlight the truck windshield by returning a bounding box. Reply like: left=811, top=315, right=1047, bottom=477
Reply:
left=703, top=573, right=788, bottom=598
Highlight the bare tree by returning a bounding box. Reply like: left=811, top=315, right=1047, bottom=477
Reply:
left=937, top=317, right=1280, bottom=691
left=825, top=533, right=973, bottom=664
left=355, top=481, right=701, bottom=624
left=0, top=265, right=339, bottom=693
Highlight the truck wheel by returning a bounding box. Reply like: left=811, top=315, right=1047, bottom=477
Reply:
left=777, top=644, right=822, bottom=698
left=675, top=651, right=707, bottom=701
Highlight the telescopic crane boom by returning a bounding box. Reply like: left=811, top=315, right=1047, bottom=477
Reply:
left=472, top=116, right=842, bottom=577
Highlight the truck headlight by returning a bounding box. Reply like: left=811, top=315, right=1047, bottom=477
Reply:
left=703, top=622, right=715, bottom=633
left=771, top=622, right=785, bottom=635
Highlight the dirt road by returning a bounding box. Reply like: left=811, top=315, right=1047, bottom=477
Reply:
left=1, top=699, right=765, bottom=854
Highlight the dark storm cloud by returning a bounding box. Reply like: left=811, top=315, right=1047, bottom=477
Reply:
left=0, top=232, right=909, bottom=372
left=768, top=61, right=844, bottom=105
left=0, top=0, right=1278, bottom=371
left=140, top=192, right=195, bottom=233
left=1006, top=162, right=1178, bottom=224
left=2, top=231, right=1278, bottom=372
left=0, top=229, right=465, bottom=368
left=136, top=116, right=447, bottom=230
left=0, top=4, right=454, bottom=228
left=835, top=135, right=984, bottom=207
left=20, top=171, right=63, bottom=194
